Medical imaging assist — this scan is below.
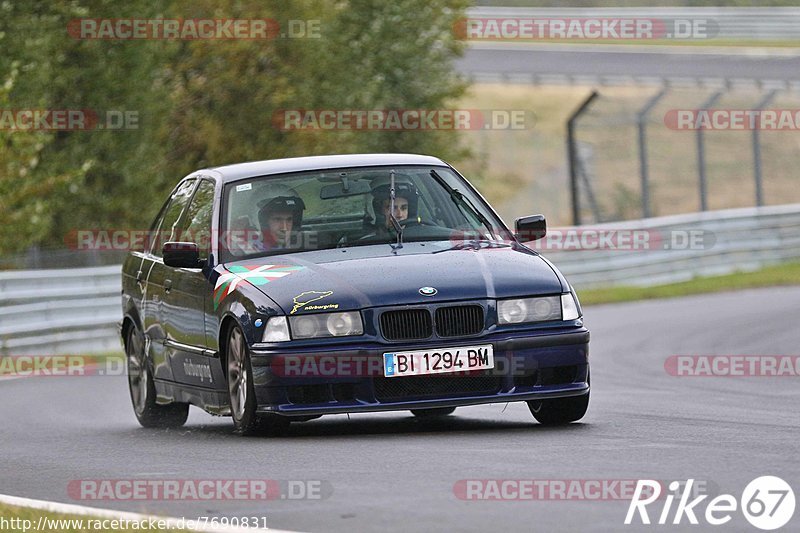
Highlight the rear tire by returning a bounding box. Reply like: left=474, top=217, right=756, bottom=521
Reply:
left=527, top=392, right=589, bottom=425
left=410, top=407, right=456, bottom=418
left=226, top=324, right=289, bottom=436
left=126, top=324, right=189, bottom=428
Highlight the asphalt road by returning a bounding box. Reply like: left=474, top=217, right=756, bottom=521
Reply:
left=457, top=43, right=800, bottom=82
left=2, top=286, right=799, bottom=532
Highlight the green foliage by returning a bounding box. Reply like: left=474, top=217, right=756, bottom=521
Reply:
left=314, top=0, right=471, bottom=157
left=0, top=0, right=470, bottom=254
left=0, top=63, right=83, bottom=250
left=1, top=0, right=171, bottom=252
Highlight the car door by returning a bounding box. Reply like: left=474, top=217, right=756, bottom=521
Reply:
left=161, top=178, right=225, bottom=390
left=144, top=178, right=197, bottom=381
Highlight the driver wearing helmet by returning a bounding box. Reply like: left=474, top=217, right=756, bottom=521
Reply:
left=367, top=175, right=420, bottom=238
left=256, top=185, right=305, bottom=250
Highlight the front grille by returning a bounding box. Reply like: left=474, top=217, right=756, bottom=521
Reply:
left=380, top=309, right=432, bottom=341
left=380, top=305, right=485, bottom=341
left=374, top=372, right=502, bottom=402
left=435, top=305, right=484, bottom=337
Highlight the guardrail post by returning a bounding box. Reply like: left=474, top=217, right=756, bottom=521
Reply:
left=636, top=88, right=668, bottom=219
left=567, top=91, right=599, bottom=226
left=752, top=89, right=778, bottom=207
left=696, top=90, right=725, bottom=212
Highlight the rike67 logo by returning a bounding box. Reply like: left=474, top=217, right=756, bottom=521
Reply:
left=625, top=477, right=795, bottom=530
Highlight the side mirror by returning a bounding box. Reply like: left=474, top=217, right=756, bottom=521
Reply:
left=515, top=214, right=546, bottom=242
left=163, top=242, right=202, bottom=268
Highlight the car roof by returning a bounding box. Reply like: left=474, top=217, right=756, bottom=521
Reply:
left=206, top=154, right=449, bottom=183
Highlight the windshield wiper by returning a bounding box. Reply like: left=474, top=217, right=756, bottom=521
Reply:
left=432, top=240, right=512, bottom=254
left=429, top=170, right=495, bottom=237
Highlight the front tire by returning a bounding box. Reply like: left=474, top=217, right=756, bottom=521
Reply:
left=527, top=392, right=589, bottom=425
left=126, top=324, right=189, bottom=428
left=226, top=324, right=288, bottom=436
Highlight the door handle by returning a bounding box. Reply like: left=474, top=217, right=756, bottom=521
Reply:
left=164, top=279, right=172, bottom=294
left=136, top=270, right=145, bottom=289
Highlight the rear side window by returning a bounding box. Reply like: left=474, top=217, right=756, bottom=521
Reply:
left=151, top=179, right=196, bottom=257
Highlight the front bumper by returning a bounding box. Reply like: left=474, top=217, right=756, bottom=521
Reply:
left=249, top=328, right=589, bottom=416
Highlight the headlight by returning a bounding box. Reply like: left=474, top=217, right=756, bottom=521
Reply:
left=289, top=311, right=363, bottom=339
left=497, top=293, right=580, bottom=325
left=497, top=299, right=529, bottom=324
left=262, top=316, right=291, bottom=342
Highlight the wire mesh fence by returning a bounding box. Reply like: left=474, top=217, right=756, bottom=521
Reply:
left=570, top=86, right=800, bottom=225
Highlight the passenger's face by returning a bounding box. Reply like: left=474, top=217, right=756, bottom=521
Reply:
left=382, top=197, right=409, bottom=227
left=267, top=212, right=294, bottom=241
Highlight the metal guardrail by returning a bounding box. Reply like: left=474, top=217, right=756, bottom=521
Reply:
left=466, top=7, right=800, bottom=41
left=1, top=204, right=798, bottom=354
left=0, top=265, right=122, bottom=355
left=545, top=203, right=800, bottom=289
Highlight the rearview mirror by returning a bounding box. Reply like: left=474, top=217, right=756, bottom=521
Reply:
left=319, top=179, right=372, bottom=199
left=163, top=242, right=202, bottom=268
left=515, top=214, right=546, bottom=242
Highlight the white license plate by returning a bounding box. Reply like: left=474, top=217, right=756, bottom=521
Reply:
left=383, top=344, right=494, bottom=378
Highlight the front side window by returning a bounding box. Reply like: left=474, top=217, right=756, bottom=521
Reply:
left=219, top=166, right=505, bottom=262
left=151, top=178, right=196, bottom=257
left=178, top=179, right=215, bottom=260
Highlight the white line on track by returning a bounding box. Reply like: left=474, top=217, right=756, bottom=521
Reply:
left=0, top=493, right=301, bottom=533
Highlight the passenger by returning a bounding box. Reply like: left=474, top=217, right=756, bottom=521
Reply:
left=256, top=186, right=305, bottom=250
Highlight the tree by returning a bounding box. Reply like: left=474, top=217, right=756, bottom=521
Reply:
left=0, top=0, right=471, bottom=255
left=0, top=0, right=171, bottom=253
left=314, top=0, right=471, bottom=157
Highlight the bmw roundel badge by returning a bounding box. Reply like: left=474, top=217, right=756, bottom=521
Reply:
left=419, top=287, right=438, bottom=296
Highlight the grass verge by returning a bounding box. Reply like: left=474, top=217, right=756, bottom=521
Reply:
left=577, top=261, right=800, bottom=306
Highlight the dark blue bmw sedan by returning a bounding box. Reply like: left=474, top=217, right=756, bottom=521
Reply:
left=120, top=154, right=589, bottom=435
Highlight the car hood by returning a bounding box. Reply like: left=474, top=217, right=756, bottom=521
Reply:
left=218, top=242, right=564, bottom=315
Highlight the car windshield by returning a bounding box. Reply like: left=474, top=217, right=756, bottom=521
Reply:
left=219, top=165, right=507, bottom=261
